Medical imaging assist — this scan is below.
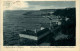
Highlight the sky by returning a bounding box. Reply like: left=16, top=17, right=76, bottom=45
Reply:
left=3, top=1, right=75, bottom=10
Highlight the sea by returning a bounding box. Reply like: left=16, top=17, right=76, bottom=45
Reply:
left=3, top=10, right=50, bottom=45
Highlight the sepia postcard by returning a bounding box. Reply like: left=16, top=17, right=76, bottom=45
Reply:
left=0, top=0, right=80, bottom=51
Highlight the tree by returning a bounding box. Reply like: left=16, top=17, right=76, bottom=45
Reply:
left=54, top=8, right=76, bottom=36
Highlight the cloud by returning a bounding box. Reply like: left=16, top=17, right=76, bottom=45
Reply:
left=26, top=1, right=75, bottom=10
left=3, top=1, right=75, bottom=10
left=26, top=5, right=74, bottom=10
left=3, top=1, right=29, bottom=10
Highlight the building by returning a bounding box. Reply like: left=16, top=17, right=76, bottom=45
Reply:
left=19, top=28, right=50, bottom=45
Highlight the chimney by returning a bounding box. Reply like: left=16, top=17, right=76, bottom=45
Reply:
left=40, top=27, right=45, bottom=30
left=34, top=28, right=37, bottom=33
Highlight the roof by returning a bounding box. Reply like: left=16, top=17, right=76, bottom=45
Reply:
left=40, top=23, right=50, bottom=28
left=20, top=28, right=50, bottom=37
left=37, top=28, right=50, bottom=36
left=20, top=30, right=36, bottom=36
